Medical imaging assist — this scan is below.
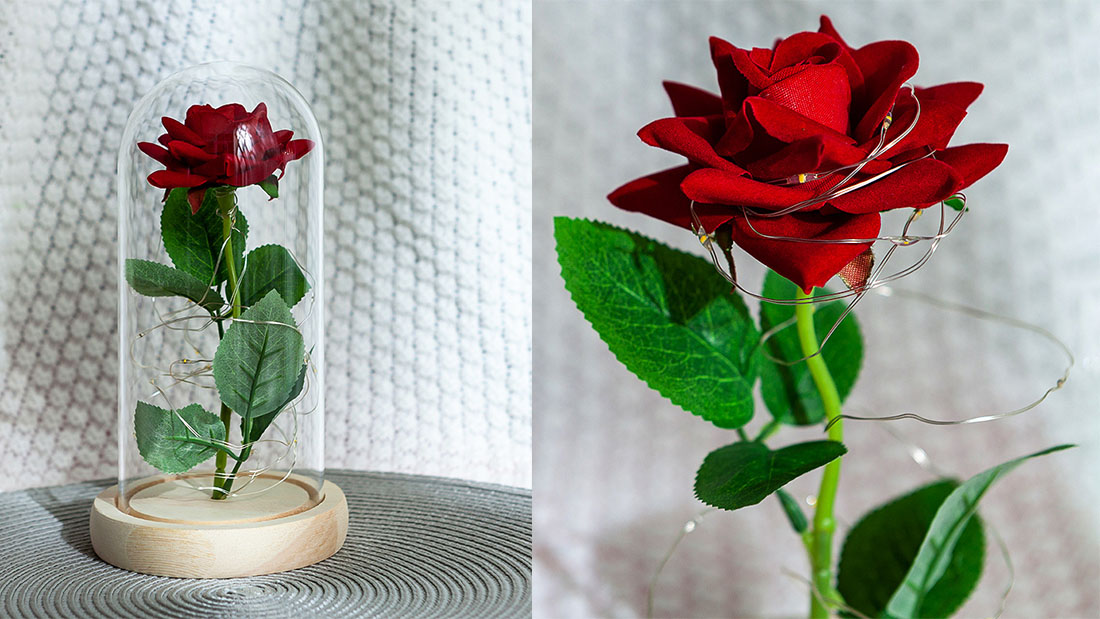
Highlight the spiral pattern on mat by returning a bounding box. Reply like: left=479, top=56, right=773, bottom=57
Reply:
left=0, top=470, right=531, bottom=618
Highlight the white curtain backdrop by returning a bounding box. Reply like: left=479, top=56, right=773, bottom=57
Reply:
left=0, top=0, right=532, bottom=490
left=534, top=1, right=1098, bottom=617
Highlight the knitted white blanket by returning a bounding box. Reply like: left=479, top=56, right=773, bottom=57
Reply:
left=0, top=0, right=532, bottom=490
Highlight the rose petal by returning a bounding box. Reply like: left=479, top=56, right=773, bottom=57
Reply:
left=186, top=188, right=207, bottom=214
left=224, top=155, right=281, bottom=187
left=916, top=81, right=984, bottom=110
left=639, top=116, right=744, bottom=173
left=662, top=81, right=723, bottom=117
left=161, top=117, right=205, bottom=146
left=742, top=138, right=825, bottom=180
left=681, top=168, right=820, bottom=211
left=709, top=36, right=750, bottom=112
left=216, top=103, right=248, bottom=120
left=730, top=45, right=775, bottom=92
left=191, top=156, right=228, bottom=178
left=148, top=170, right=208, bottom=188
left=284, top=139, right=314, bottom=161
left=759, top=62, right=850, bottom=133
left=718, top=97, right=866, bottom=169
left=137, top=142, right=177, bottom=167
left=729, top=210, right=880, bottom=292
left=828, top=158, right=963, bottom=214
left=874, top=93, right=969, bottom=157
left=818, top=15, right=854, bottom=53
left=934, top=143, right=1008, bottom=188
left=186, top=105, right=232, bottom=142
left=608, top=165, right=735, bottom=232
left=274, top=129, right=294, bottom=145
left=167, top=140, right=217, bottom=164
left=851, top=40, right=919, bottom=142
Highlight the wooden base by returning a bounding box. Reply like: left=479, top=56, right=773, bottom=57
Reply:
left=89, top=474, right=348, bottom=578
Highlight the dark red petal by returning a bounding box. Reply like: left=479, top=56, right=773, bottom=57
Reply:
left=873, top=94, right=969, bottom=157
left=759, top=62, right=850, bottom=133
left=638, top=116, right=743, bottom=173
left=681, top=168, right=818, bottom=211
left=187, top=107, right=232, bottom=142
left=187, top=188, right=206, bottom=214
left=137, top=142, right=177, bottom=167
left=772, top=32, right=863, bottom=96
left=284, top=139, right=314, bottom=161
left=147, top=170, right=208, bottom=188
left=162, top=116, right=205, bottom=145
left=274, top=129, right=294, bottom=145
left=851, top=40, right=919, bottom=142
left=934, top=143, right=1008, bottom=189
left=608, top=165, right=734, bottom=232
left=184, top=104, right=217, bottom=128
left=216, top=103, right=248, bottom=120
left=224, top=156, right=281, bottom=187
left=157, top=133, right=171, bottom=146
left=729, top=45, right=775, bottom=91
left=769, top=32, right=838, bottom=70
left=916, top=81, right=983, bottom=110
left=718, top=97, right=866, bottom=167
left=709, top=36, right=750, bottom=112
left=742, top=138, right=825, bottom=180
left=729, top=210, right=880, bottom=292
left=818, top=15, right=854, bottom=53
left=191, top=155, right=228, bottom=178
left=662, top=81, right=723, bottom=117
left=828, top=159, right=963, bottom=214
left=167, top=140, right=217, bottom=164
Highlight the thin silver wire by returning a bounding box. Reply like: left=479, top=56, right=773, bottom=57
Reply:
left=645, top=424, right=1019, bottom=617
left=824, top=286, right=1073, bottom=431
left=127, top=193, right=318, bottom=498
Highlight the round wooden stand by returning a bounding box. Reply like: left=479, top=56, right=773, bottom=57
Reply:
left=89, top=473, right=348, bottom=578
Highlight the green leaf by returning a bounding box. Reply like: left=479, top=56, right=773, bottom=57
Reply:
left=134, top=401, right=226, bottom=473
left=776, top=488, right=808, bottom=533
left=694, top=440, right=846, bottom=511
left=757, top=271, right=862, bottom=425
left=238, top=244, right=310, bottom=309
left=213, top=289, right=305, bottom=424
left=944, top=195, right=966, bottom=212
left=837, top=480, right=984, bottom=618
left=554, top=217, right=759, bottom=428
left=161, top=187, right=248, bottom=287
left=243, top=361, right=307, bottom=443
left=259, top=175, right=279, bottom=199
left=124, top=259, right=224, bottom=313
left=884, top=445, right=1075, bottom=618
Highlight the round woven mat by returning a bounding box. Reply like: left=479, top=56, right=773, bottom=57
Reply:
left=0, top=470, right=531, bottom=618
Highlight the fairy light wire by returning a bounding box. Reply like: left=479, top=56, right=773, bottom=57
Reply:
left=126, top=195, right=318, bottom=499
left=645, top=422, right=1022, bottom=617
left=647, top=80, right=1064, bottom=609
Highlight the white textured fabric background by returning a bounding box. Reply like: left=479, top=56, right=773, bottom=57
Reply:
left=0, top=0, right=532, bottom=490
left=534, top=1, right=1099, bottom=618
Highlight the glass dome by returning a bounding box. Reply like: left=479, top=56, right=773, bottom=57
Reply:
left=117, top=62, right=324, bottom=520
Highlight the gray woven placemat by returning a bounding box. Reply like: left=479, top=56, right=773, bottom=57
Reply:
left=0, top=470, right=531, bottom=618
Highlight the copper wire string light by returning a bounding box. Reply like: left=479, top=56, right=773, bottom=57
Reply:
left=643, top=84, right=1069, bottom=617
left=127, top=194, right=319, bottom=498
left=646, top=425, right=1019, bottom=619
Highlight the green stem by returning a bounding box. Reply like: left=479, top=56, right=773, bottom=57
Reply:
left=211, top=189, right=242, bottom=499
left=754, top=419, right=781, bottom=443
left=794, top=288, right=845, bottom=619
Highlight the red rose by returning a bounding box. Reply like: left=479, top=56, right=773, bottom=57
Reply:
left=608, top=16, right=1007, bottom=292
left=138, top=102, right=314, bottom=213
